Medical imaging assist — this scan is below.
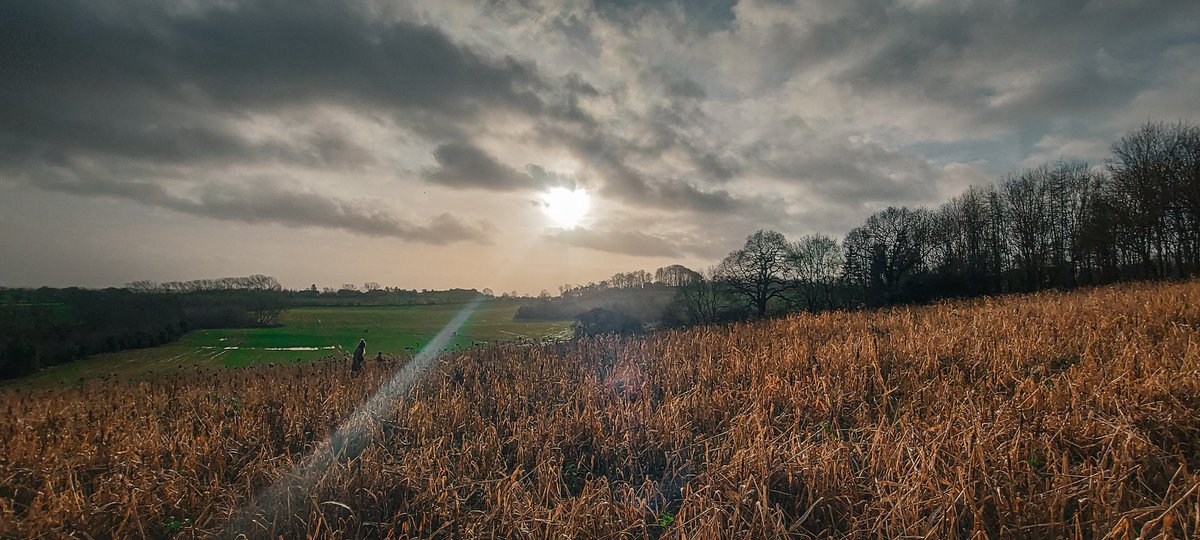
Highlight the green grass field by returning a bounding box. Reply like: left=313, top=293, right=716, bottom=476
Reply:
left=10, top=300, right=571, bottom=386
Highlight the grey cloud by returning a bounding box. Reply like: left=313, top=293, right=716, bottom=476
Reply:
left=0, top=112, right=376, bottom=173
left=546, top=227, right=680, bottom=257
left=744, top=135, right=946, bottom=208
left=593, top=151, right=742, bottom=214
left=691, top=150, right=738, bottom=182
left=655, top=178, right=739, bottom=213
left=608, top=71, right=739, bottom=182
left=0, top=0, right=757, bottom=223
left=0, top=0, right=547, bottom=167
left=592, top=0, right=737, bottom=34
left=651, top=71, right=707, bottom=100
left=0, top=0, right=561, bottom=242
left=423, top=143, right=579, bottom=192
left=563, top=73, right=601, bottom=98
left=526, top=165, right=578, bottom=189
left=167, top=6, right=546, bottom=114
left=607, top=95, right=741, bottom=182
left=817, top=0, right=1200, bottom=128
left=591, top=0, right=658, bottom=29
left=424, top=143, right=531, bottom=191
left=282, top=130, right=379, bottom=170
left=536, top=120, right=748, bottom=214
left=552, top=14, right=601, bottom=54
left=29, top=173, right=493, bottom=244
left=3, top=0, right=1197, bottom=279
left=973, top=63, right=1142, bottom=127
left=664, top=77, right=706, bottom=99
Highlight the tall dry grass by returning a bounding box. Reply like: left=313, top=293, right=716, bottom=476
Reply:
left=1, top=280, right=1198, bottom=538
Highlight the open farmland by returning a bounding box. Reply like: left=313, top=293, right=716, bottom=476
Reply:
left=1, top=281, right=1198, bottom=538
left=8, top=301, right=572, bottom=387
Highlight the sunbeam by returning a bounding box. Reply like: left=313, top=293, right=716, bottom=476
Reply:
left=223, top=296, right=486, bottom=535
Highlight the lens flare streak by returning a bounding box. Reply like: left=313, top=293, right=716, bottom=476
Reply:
left=224, top=296, right=485, bottom=534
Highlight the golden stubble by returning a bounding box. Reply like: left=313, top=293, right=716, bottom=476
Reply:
left=1, top=280, right=1198, bottom=538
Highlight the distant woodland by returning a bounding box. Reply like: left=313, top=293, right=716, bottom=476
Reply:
left=0, top=276, right=288, bottom=379
left=548, top=122, right=1200, bottom=333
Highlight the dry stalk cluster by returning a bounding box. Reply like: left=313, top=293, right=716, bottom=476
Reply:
left=2, top=281, right=1198, bottom=538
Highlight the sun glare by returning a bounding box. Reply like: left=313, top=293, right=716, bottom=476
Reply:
left=541, top=187, right=590, bottom=228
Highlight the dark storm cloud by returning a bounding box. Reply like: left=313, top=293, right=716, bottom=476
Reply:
left=424, top=143, right=532, bottom=191
left=0, top=0, right=765, bottom=229
left=0, top=0, right=547, bottom=167
left=546, top=227, right=680, bottom=257
left=423, top=142, right=586, bottom=192
left=0, top=0, right=559, bottom=243
left=3, top=0, right=1197, bottom=263
left=795, top=0, right=1200, bottom=129
left=971, top=62, right=1143, bottom=127
left=28, top=173, right=494, bottom=244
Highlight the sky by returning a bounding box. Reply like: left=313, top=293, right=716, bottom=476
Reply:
left=1, top=0, right=1197, bottom=293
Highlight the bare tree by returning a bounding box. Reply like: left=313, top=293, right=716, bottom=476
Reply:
left=717, top=230, right=795, bottom=317
left=125, top=280, right=159, bottom=293
left=608, top=270, right=651, bottom=289
left=1109, top=121, right=1200, bottom=278
left=934, top=185, right=1002, bottom=295
left=1004, top=167, right=1054, bottom=290
left=655, top=264, right=702, bottom=287
left=789, top=234, right=843, bottom=311
left=630, top=270, right=651, bottom=288
left=843, top=207, right=936, bottom=305
left=676, top=267, right=728, bottom=324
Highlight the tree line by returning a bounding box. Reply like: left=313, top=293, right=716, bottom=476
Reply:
left=667, top=121, right=1199, bottom=325
left=287, top=285, right=485, bottom=307
left=0, top=276, right=289, bottom=380
left=0, top=276, right=506, bottom=379
left=513, top=264, right=710, bottom=322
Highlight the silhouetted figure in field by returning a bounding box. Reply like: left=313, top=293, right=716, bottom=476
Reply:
left=375, top=351, right=384, bottom=363
left=352, top=339, right=366, bottom=373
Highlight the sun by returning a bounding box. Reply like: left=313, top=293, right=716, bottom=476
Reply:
left=541, top=187, right=590, bottom=228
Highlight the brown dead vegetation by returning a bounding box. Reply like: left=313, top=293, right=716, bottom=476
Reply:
left=2, top=280, right=1198, bottom=538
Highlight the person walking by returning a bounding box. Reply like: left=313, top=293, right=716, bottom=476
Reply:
left=351, top=338, right=366, bottom=373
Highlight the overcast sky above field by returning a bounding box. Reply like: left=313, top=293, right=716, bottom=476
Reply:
left=1, top=0, right=1197, bottom=293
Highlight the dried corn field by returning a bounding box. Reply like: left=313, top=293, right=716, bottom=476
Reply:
left=2, top=281, right=1199, bottom=539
